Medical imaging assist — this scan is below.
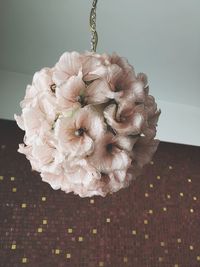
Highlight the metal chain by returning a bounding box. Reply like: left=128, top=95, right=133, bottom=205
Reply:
left=90, top=0, right=98, bottom=52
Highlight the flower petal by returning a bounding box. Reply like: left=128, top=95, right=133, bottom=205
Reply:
left=86, top=79, right=114, bottom=104
left=134, top=137, right=160, bottom=168
left=41, top=172, right=64, bottom=190
left=75, top=106, right=106, bottom=140
left=104, top=104, right=146, bottom=135
left=14, top=114, right=24, bottom=130
left=53, top=51, right=82, bottom=85
left=56, top=73, right=85, bottom=109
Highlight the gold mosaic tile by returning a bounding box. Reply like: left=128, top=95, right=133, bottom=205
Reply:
left=10, top=176, right=15, bottom=181
left=66, top=253, right=71, bottom=259
left=22, top=258, right=27, bottom=263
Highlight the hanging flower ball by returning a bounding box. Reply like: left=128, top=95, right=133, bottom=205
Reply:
left=15, top=51, right=161, bottom=197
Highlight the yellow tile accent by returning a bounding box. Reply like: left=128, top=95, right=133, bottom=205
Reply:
left=163, top=207, right=167, bottom=212
left=144, top=219, right=148, bottom=225
left=90, top=199, right=94, bottom=204
left=22, top=258, right=27, bottom=263
left=158, top=257, right=163, bottom=262
left=177, top=238, right=182, bottom=243
left=179, top=192, right=184, bottom=197
left=167, top=194, right=171, bottom=199
left=37, top=228, right=43, bottom=233
left=55, top=249, right=60, bottom=254
left=193, top=196, right=197, bottom=201
left=160, top=241, right=165, bottom=247
left=21, top=203, right=27, bottom=208
left=12, top=188, right=17, bottom=192
left=0, top=175, right=4, bottom=180
left=10, top=176, right=15, bottom=181
left=132, top=230, right=137, bottom=235
left=150, top=161, right=154, bottom=165
left=156, top=175, right=161, bottom=180
left=78, top=236, right=83, bottom=242
left=189, top=245, right=194, bottom=250
left=169, top=165, right=173, bottom=169
left=92, top=229, right=97, bottom=234
left=106, top=218, right=111, bottom=223
left=42, top=196, right=46, bottom=201
left=174, top=264, right=179, bottom=267
left=66, top=253, right=71, bottom=259
left=123, top=257, right=128, bottom=263
left=68, top=228, right=73, bottom=233
left=197, top=256, right=200, bottom=261
left=190, top=208, right=194, bottom=213
left=149, top=209, right=153, bottom=214
left=11, top=244, right=16, bottom=250
left=43, top=219, right=47, bottom=225
left=145, top=193, right=149, bottom=197
left=145, top=234, right=149, bottom=239
left=149, top=183, right=154, bottom=188
left=188, top=178, right=192, bottom=183
left=99, top=262, right=104, bottom=267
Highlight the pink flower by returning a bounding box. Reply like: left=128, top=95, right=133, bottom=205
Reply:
left=55, top=106, right=106, bottom=159
left=139, top=93, right=161, bottom=140
left=104, top=103, right=146, bottom=136
left=83, top=52, right=123, bottom=86
left=17, top=68, right=58, bottom=130
left=53, top=51, right=83, bottom=85
left=21, top=68, right=56, bottom=109
left=56, top=72, right=114, bottom=110
left=41, top=172, right=64, bottom=190
left=95, top=169, right=129, bottom=194
left=109, top=53, right=137, bottom=92
left=114, top=73, right=148, bottom=110
left=89, top=133, right=133, bottom=173
left=61, top=159, right=103, bottom=197
left=16, top=105, right=52, bottom=144
left=133, top=137, right=160, bottom=168
left=18, top=142, right=63, bottom=175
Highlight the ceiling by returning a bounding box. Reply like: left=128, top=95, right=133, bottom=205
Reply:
left=0, top=0, right=200, bottom=107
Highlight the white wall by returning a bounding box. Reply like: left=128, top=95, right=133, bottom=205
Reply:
left=157, top=100, right=200, bottom=146
left=0, top=70, right=31, bottom=119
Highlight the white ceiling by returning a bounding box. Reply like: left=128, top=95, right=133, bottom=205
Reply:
left=0, top=0, right=200, bottom=107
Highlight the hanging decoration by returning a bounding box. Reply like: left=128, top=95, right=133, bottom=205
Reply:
left=15, top=0, right=161, bottom=197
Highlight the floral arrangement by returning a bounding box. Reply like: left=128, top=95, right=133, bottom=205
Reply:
left=15, top=51, right=161, bottom=197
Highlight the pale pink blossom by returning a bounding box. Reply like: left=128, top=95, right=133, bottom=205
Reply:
left=133, top=137, right=160, bottom=168
left=83, top=53, right=123, bottom=87
left=89, top=133, right=132, bottom=173
left=141, top=94, right=161, bottom=140
left=109, top=53, right=137, bottom=91
left=104, top=103, right=146, bottom=136
left=18, top=141, right=63, bottom=174
left=56, top=72, right=114, bottom=110
left=19, top=107, right=51, bottom=143
left=53, top=51, right=83, bottom=85
left=114, top=74, right=148, bottom=110
left=41, top=172, right=64, bottom=190
left=21, top=68, right=56, bottom=109
left=55, top=106, right=106, bottom=159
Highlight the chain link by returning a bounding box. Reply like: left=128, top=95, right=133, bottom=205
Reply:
left=90, top=0, right=98, bottom=52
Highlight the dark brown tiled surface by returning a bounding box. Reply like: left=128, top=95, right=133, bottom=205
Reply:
left=0, top=119, right=200, bottom=267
